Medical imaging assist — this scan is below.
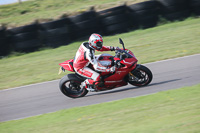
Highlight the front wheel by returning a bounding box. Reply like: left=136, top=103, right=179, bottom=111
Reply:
left=59, top=74, right=88, bottom=98
left=127, top=64, right=153, bottom=87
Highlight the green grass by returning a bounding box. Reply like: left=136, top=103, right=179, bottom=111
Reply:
left=0, top=17, right=200, bottom=90
left=0, top=0, right=146, bottom=27
left=0, top=84, right=199, bottom=133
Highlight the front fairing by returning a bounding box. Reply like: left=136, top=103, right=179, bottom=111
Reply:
left=121, top=58, right=138, bottom=68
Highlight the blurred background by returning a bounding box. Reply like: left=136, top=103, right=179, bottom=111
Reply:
left=1, top=0, right=199, bottom=56
left=0, top=0, right=28, bottom=5
left=0, top=0, right=199, bottom=89
left=0, top=1, right=199, bottom=132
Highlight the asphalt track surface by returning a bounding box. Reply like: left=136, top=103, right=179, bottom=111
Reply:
left=0, top=54, right=200, bottom=122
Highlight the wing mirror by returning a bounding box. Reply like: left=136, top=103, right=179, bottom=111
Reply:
left=119, top=38, right=125, bottom=51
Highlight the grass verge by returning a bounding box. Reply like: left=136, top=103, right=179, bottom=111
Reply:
left=0, top=0, right=147, bottom=27
left=0, top=84, right=199, bottom=132
left=0, top=17, right=200, bottom=90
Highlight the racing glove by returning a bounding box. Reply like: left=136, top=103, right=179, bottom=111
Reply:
left=110, top=46, right=119, bottom=51
left=110, top=66, right=116, bottom=72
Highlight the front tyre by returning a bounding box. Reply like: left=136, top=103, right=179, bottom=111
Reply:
left=59, top=74, right=88, bottom=98
left=128, top=64, right=153, bottom=87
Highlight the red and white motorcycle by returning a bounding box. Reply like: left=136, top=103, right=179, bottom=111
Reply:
left=59, top=38, right=153, bottom=98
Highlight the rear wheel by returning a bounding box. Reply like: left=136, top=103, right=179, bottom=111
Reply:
left=59, top=74, right=88, bottom=98
left=127, top=65, right=153, bottom=87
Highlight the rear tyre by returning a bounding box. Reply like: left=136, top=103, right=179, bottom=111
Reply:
left=59, top=74, right=88, bottom=98
left=128, top=64, right=153, bottom=87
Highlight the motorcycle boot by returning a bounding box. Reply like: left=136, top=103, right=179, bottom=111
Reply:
left=82, top=76, right=106, bottom=91
left=82, top=79, right=96, bottom=92
left=93, top=75, right=106, bottom=88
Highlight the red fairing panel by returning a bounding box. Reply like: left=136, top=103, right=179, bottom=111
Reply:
left=121, top=58, right=138, bottom=67
left=59, top=59, right=75, bottom=72
left=97, top=80, right=128, bottom=90
left=126, top=49, right=135, bottom=57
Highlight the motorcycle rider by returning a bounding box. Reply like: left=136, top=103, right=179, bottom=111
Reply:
left=73, top=33, right=117, bottom=91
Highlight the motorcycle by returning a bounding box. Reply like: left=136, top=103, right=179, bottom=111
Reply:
left=58, top=38, right=153, bottom=98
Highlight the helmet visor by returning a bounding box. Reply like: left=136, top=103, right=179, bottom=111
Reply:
left=96, top=42, right=103, bottom=48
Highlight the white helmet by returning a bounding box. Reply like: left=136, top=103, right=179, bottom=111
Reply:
left=89, top=33, right=103, bottom=50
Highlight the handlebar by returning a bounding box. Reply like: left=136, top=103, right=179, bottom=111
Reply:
left=115, top=48, right=133, bottom=59
left=117, top=38, right=134, bottom=59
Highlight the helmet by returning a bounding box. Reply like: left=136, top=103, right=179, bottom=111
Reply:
left=89, top=33, right=103, bottom=50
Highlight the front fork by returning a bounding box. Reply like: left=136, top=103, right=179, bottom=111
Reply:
left=128, top=64, right=141, bottom=80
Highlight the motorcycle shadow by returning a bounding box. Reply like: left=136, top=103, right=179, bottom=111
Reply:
left=85, top=78, right=181, bottom=97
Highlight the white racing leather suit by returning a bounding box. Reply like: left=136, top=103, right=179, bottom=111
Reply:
left=73, top=42, right=115, bottom=85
